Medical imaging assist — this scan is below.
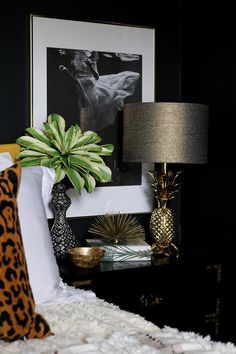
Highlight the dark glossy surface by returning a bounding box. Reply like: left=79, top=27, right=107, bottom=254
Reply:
left=58, top=251, right=231, bottom=342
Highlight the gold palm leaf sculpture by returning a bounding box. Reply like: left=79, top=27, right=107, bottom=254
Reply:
left=88, top=213, right=145, bottom=245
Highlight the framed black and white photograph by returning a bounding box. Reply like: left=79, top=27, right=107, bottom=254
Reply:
left=30, top=15, right=155, bottom=218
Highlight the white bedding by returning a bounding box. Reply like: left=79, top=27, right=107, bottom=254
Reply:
left=1, top=297, right=235, bottom=354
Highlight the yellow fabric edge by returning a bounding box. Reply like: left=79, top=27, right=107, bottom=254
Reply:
left=0, top=143, right=20, bottom=162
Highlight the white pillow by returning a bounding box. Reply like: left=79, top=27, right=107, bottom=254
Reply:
left=17, top=166, right=63, bottom=304
left=0, top=152, right=14, bottom=171
left=17, top=165, right=96, bottom=304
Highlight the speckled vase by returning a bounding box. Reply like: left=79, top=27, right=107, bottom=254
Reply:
left=50, top=181, right=79, bottom=259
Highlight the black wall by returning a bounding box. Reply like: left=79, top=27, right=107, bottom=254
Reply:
left=180, top=3, right=236, bottom=251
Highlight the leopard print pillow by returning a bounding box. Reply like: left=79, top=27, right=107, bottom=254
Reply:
left=0, top=163, right=52, bottom=341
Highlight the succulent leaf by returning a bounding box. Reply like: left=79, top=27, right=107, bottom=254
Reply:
left=94, top=164, right=112, bottom=182
left=25, top=127, right=51, bottom=145
left=17, top=150, right=46, bottom=158
left=54, top=165, right=66, bottom=183
left=18, top=156, right=42, bottom=167
left=80, top=172, right=96, bottom=193
left=65, top=167, right=85, bottom=192
left=69, top=154, right=94, bottom=171
left=64, top=126, right=77, bottom=152
left=99, top=144, right=114, bottom=155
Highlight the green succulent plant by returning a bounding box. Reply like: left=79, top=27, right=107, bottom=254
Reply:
left=16, top=113, right=114, bottom=193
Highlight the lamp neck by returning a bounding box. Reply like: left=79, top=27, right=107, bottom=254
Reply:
left=161, top=162, right=167, bottom=175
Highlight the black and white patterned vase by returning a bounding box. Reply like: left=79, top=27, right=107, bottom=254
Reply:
left=50, top=181, right=79, bottom=259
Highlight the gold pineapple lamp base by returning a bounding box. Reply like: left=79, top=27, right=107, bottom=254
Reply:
left=149, top=163, right=180, bottom=258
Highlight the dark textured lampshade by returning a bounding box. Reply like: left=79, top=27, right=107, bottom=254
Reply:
left=122, top=102, right=209, bottom=164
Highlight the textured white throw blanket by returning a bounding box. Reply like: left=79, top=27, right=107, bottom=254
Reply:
left=0, top=298, right=235, bottom=354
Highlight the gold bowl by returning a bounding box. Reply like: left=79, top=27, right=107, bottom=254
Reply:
left=67, top=247, right=105, bottom=269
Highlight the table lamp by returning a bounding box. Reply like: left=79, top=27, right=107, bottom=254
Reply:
left=122, top=102, right=209, bottom=256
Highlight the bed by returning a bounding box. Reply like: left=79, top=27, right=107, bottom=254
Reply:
left=0, top=143, right=236, bottom=354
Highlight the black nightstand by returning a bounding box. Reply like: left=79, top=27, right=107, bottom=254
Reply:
left=58, top=251, right=223, bottom=341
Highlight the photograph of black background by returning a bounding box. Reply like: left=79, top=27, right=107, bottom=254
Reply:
left=47, top=47, right=142, bottom=186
